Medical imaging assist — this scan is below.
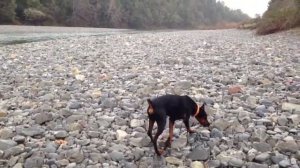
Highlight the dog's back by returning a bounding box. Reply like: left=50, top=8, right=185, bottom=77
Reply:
left=150, top=95, right=196, bottom=121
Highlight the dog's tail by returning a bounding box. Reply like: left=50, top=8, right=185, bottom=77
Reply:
left=147, top=99, right=155, bottom=114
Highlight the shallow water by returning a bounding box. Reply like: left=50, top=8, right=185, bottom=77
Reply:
left=0, top=25, right=135, bottom=46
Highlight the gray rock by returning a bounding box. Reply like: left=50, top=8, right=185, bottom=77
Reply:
left=276, top=140, right=299, bottom=153
left=246, top=96, right=258, bottom=109
left=247, top=148, right=258, bottom=162
left=176, top=80, right=191, bottom=89
left=246, top=162, right=268, bottom=168
left=12, top=163, right=23, bottom=168
left=187, top=146, right=210, bottom=161
left=0, top=128, right=14, bottom=139
left=67, top=148, right=84, bottom=163
left=100, top=98, right=117, bottom=109
left=200, top=97, right=215, bottom=105
left=57, top=159, right=69, bottom=166
left=288, top=114, right=300, bottom=126
left=87, top=131, right=100, bottom=138
left=138, top=156, right=160, bottom=168
left=66, top=123, right=84, bottom=132
left=0, top=139, right=17, bottom=150
left=210, top=128, right=223, bottom=138
left=54, top=130, right=68, bottom=138
left=129, top=136, right=150, bottom=147
left=109, top=151, right=124, bottom=161
left=76, top=139, right=90, bottom=146
left=251, top=128, right=268, bottom=142
left=24, top=157, right=44, bottom=168
left=115, top=117, right=127, bottom=126
left=89, top=153, right=102, bottom=163
left=66, top=163, right=76, bottom=168
left=207, top=160, right=221, bottom=168
left=279, top=159, right=291, bottom=167
left=165, top=157, right=183, bottom=166
left=255, top=118, right=273, bottom=126
left=60, top=109, right=73, bottom=117
left=277, top=115, right=288, bottom=126
left=235, top=133, right=250, bottom=141
left=123, top=162, right=138, bottom=168
left=233, top=123, right=245, bottom=133
left=281, top=102, right=300, bottom=112
left=4, top=145, right=24, bottom=158
left=130, top=119, right=144, bottom=128
left=255, top=105, right=267, bottom=117
left=199, top=130, right=210, bottom=138
left=211, top=118, right=230, bottom=131
left=228, top=158, right=244, bottom=167
left=133, top=148, right=144, bottom=161
left=252, top=142, right=272, bottom=152
left=259, top=99, right=273, bottom=107
left=238, top=111, right=251, bottom=124
left=255, top=152, right=270, bottom=163
left=69, top=102, right=82, bottom=109
left=13, top=135, right=25, bottom=143
left=16, top=126, right=45, bottom=137
left=296, top=151, right=300, bottom=160
left=34, top=112, right=53, bottom=124
left=8, top=156, right=19, bottom=167
left=172, top=137, right=187, bottom=149
left=66, top=115, right=86, bottom=124
left=44, top=143, right=57, bottom=153
left=271, top=153, right=287, bottom=164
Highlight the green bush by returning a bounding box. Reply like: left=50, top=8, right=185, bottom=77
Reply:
left=256, top=0, right=300, bottom=35
left=24, top=8, right=54, bottom=25
left=0, top=0, right=16, bottom=23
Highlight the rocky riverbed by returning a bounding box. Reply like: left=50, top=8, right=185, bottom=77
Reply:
left=0, top=27, right=299, bottom=168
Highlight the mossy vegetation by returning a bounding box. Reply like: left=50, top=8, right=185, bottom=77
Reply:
left=0, top=0, right=250, bottom=29
left=240, top=0, right=300, bottom=35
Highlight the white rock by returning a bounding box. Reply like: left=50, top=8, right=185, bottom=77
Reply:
left=116, top=130, right=127, bottom=141
left=130, top=119, right=144, bottom=128
left=191, top=161, right=205, bottom=168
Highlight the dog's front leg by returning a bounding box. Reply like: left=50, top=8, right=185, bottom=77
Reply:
left=164, top=120, right=174, bottom=149
left=184, top=119, right=196, bottom=134
left=147, top=119, right=155, bottom=142
left=153, top=118, right=166, bottom=155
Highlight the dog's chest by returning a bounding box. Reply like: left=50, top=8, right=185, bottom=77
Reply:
left=167, top=110, right=188, bottom=120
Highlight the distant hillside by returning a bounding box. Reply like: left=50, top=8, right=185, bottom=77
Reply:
left=0, top=0, right=250, bottom=29
left=257, top=0, right=300, bottom=35
left=240, top=0, right=300, bottom=35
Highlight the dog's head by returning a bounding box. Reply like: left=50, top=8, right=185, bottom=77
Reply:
left=195, top=103, right=210, bottom=127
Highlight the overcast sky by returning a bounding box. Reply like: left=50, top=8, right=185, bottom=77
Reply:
left=219, top=0, right=270, bottom=18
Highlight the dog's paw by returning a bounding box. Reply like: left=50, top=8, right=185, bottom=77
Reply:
left=158, top=149, right=165, bottom=156
left=164, top=139, right=171, bottom=149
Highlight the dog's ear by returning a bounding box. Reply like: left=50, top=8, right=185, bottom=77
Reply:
left=147, top=99, right=154, bottom=114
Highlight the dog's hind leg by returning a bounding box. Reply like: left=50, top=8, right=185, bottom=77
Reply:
left=164, top=120, right=174, bottom=150
left=153, top=118, right=166, bottom=155
left=147, top=119, right=155, bottom=143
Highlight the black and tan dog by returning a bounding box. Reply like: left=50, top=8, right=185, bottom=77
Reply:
left=146, top=94, right=210, bottom=156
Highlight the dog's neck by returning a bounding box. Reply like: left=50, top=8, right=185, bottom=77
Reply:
left=194, top=104, right=200, bottom=117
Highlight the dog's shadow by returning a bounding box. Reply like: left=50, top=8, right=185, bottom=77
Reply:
left=149, top=131, right=208, bottom=168
left=151, top=155, right=166, bottom=168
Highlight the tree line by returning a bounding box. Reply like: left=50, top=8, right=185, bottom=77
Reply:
left=0, top=0, right=250, bottom=29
